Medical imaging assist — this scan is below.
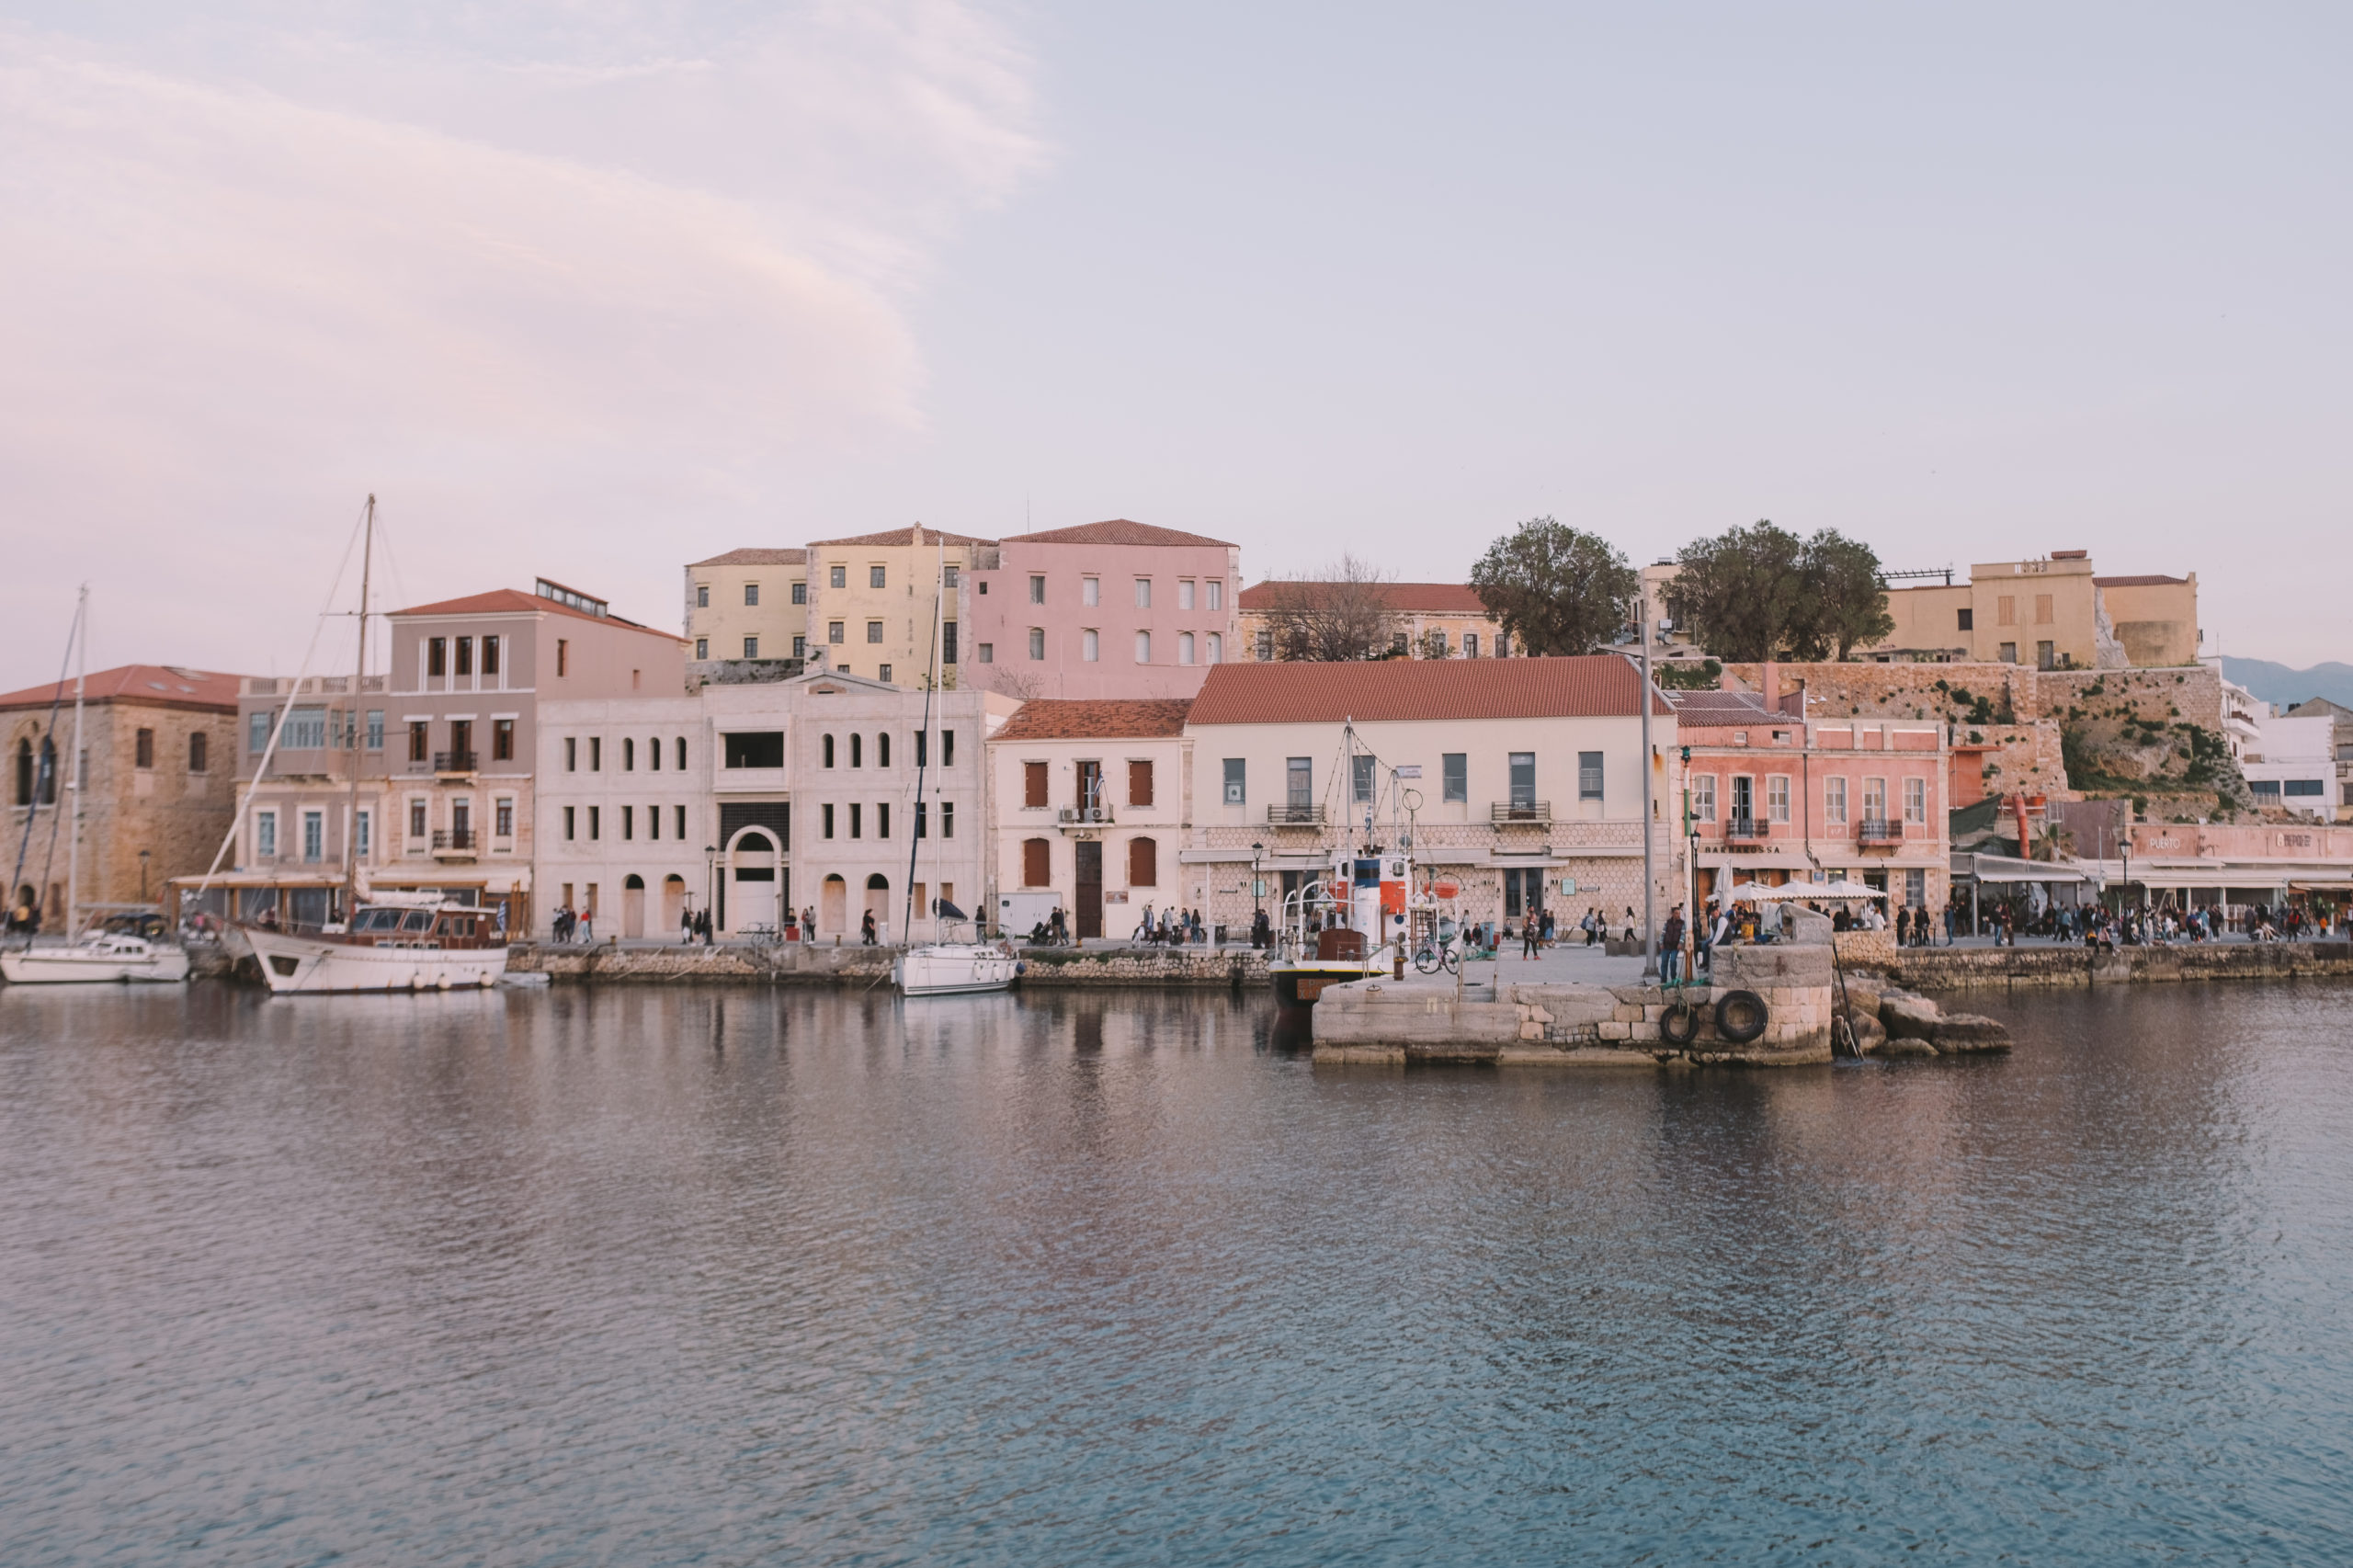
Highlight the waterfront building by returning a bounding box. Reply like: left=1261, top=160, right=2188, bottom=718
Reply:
left=2087, top=820, right=2353, bottom=909
left=985, top=699, right=1194, bottom=939
left=802, top=525, right=985, bottom=687
left=1235, top=580, right=1506, bottom=662
left=2, top=665, right=243, bottom=928
left=2278, top=698, right=2353, bottom=821
left=965, top=520, right=1240, bottom=700
left=1666, top=689, right=1953, bottom=912
left=180, top=579, right=684, bottom=933
left=1180, top=656, right=1678, bottom=937
left=1861, top=551, right=2200, bottom=669
left=2240, top=709, right=2337, bottom=821
left=684, top=548, right=808, bottom=677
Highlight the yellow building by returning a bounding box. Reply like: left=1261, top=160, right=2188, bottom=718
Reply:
left=804, top=525, right=989, bottom=687
left=1235, top=581, right=1507, bottom=660
left=685, top=549, right=808, bottom=668
left=1866, top=551, right=2198, bottom=669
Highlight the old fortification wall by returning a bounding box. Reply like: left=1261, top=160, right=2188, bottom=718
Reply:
left=509, top=940, right=1267, bottom=987
left=1848, top=939, right=2353, bottom=992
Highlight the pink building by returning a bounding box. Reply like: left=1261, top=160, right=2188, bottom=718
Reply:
left=966, top=520, right=1241, bottom=700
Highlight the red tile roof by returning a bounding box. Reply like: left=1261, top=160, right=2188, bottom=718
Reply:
left=690, top=548, right=806, bottom=567
left=1001, top=518, right=1235, bottom=550
left=1236, top=580, right=1494, bottom=615
left=2092, top=574, right=2188, bottom=588
left=1187, top=655, right=1670, bottom=725
left=387, top=588, right=679, bottom=640
left=806, top=525, right=995, bottom=549
left=0, top=664, right=244, bottom=712
left=992, top=699, right=1195, bottom=742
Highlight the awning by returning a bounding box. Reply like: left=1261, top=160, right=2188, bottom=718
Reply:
left=2290, top=881, right=2353, bottom=892
left=1955, top=854, right=2093, bottom=885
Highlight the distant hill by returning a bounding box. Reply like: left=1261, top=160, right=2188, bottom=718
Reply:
left=2220, top=657, right=2353, bottom=712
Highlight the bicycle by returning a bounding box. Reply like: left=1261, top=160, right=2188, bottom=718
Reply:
left=1413, top=932, right=1461, bottom=975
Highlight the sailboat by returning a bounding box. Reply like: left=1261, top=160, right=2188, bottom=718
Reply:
left=892, top=535, right=1019, bottom=997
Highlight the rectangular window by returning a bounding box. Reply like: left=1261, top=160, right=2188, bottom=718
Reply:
left=1023, top=837, right=1051, bottom=886
left=1442, top=753, right=1467, bottom=802
left=1509, top=752, right=1536, bottom=808
left=942, top=622, right=958, bottom=665
left=646, top=804, right=658, bottom=840
left=696, top=638, right=709, bottom=660
left=1863, top=777, right=1888, bottom=822
left=1999, top=642, right=2018, bottom=665
left=1029, top=628, right=1046, bottom=660
left=977, top=642, right=993, bottom=664
left=676, top=804, right=688, bottom=841
left=564, top=736, right=577, bottom=772
left=745, top=583, right=760, bottom=606
left=288, top=706, right=327, bottom=749
left=1223, top=758, right=1245, bottom=805
left=1025, top=761, right=1049, bottom=808
left=1768, top=776, right=1790, bottom=823
left=493, top=720, right=514, bottom=762
left=1029, top=574, right=1046, bottom=604
left=408, top=721, right=428, bottom=764
left=134, top=728, right=154, bottom=768
left=2284, top=778, right=2325, bottom=797
left=1463, top=633, right=1480, bottom=658
left=791, top=635, right=806, bottom=660
left=589, top=736, right=602, bottom=770
left=356, top=809, right=369, bottom=857
left=1286, top=756, right=1312, bottom=807
left=866, top=621, right=883, bottom=644
left=1353, top=754, right=1377, bottom=803
left=1577, top=751, right=1604, bottom=801
left=556, top=639, right=569, bottom=676
left=249, top=711, right=269, bottom=755
left=1208, top=579, right=1223, bottom=610
left=1134, top=577, right=1152, bottom=608
left=366, top=711, right=382, bottom=750
left=1825, top=777, right=1849, bottom=824
left=428, top=637, right=447, bottom=677
left=2034, top=593, right=2052, bottom=625
left=1693, top=774, right=1717, bottom=823
left=1904, top=777, right=1927, bottom=824
left=745, top=636, right=760, bottom=659
left=1958, top=608, right=1973, bottom=631
left=2037, top=641, right=2055, bottom=671
left=828, top=621, right=845, bottom=644
left=792, top=581, right=806, bottom=605
left=830, top=565, right=847, bottom=588
left=944, top=564, right=959, bottom=588
left=588, top=805, right=600, bottom=840
left=723, top=732, right=784, bottom=768
left=189, top=732, right=210, bottom=773
left=1178, top=579, right=1196, bottom=610
left=850, top=803, right=863, bottom=839
left=256, top=811, right=277, bottom=858
left=497, top=798, right=515, bottom=837
left=565, top=805, right=576, bottom=841
left=302, top=810, right=323, bottom=862
left=822, top=803, right=835, bottom=838
left=915, top=730, right=928, bottom=768
left=1083, top=575, right=1100, bottom=607
left=1256, top=631, right=1274, bottom=660
left=455, top=636, right=472, bottom=677
left=1997, top=596, right=2016, bottom=627
left=942, top=801, right=954, bottom=838
left=697, top=585, right=710, bottom=608
left=622, top=805, right=633, bottom=840
left=1083, top=629, right=1100, bottom=662
left=410, top=800, right=427, bottom=838
left=916, top=800, right=927, bottom=838
left=878, top=802, right=891, bottom=839
left=942, top=730, right=955, bottom=767
left=1905, top=868, right=1927, bottom=906
left=870, top=565, right=887, bottom=589
left=1135, top=631, right=1152, bottom=664
left=1129, top=759, right=1154, bottom=807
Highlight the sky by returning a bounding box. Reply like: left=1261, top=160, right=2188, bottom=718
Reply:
left=3, top=1, right=2347, bottom=688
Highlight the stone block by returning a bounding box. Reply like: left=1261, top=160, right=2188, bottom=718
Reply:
left=1930, top=1013, right=2013, bottom=1052
left=1600, top=1021, right=1631, bottom=1040
left=1881, top=993, right=1942, bottom=1040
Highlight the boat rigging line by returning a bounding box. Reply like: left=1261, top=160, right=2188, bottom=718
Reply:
left=6, top=585, right=85, bottom=943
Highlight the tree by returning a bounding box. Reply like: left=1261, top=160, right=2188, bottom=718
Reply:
left=1259, top=554, right=1401, bottom=662
left=1468, top=517, right=1638, bottom=656
left=1665, top=521, right=1893, bottom=662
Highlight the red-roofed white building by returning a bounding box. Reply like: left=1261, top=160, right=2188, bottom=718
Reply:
left=986, top=698, right=1196, bottom=937
left=966, top=519, right=1240, bottom=701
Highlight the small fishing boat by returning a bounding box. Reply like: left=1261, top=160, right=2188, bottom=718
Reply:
left=1, top=928, right=191, bottom=985
left=242, top=893, right=508, bottom=994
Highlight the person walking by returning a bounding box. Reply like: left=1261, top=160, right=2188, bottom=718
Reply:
left=860, top=909, right=877, bottom=945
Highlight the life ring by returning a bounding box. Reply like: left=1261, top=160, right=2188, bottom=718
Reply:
left=1714, top=989, right=1768, bottom=1044
left=1659, top=1000, right=1701, bottom=1046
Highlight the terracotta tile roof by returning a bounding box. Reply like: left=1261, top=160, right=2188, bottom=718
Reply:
left=1187, top=655, right=1671, bottom=725
left=1236, top=580, right=1494, bottom=615
left=387, top=587, right=679, bottom=640
left=0, top=664, right=244, bottom=712
left=1001, top=518, right=1235, bottom=550
left=690, top=548, right=806, bottom=568
left=992, top=699, right=1195, bottom=742
left=805, top=525, right=995, bottom=550
left=2092, top=574, right=2188, bottom=588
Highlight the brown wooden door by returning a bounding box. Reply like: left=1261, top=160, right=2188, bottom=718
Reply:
left=1074, top=840, right=1103, bottom=938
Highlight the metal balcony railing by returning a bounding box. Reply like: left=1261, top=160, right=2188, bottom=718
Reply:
left=1725, top=814, right=1769, bottom=842
left=1859, top=817, right=1904, bottom=844
left=431, top=829, right=477, bottom=852
left=1491, top=800, right=1552, bottom=824
left=1267, top=803, right=1325, bottom=825
left=432, top=751, right=478, bottom=774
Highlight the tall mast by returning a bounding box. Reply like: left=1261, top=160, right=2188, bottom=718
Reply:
left=63, top=584, right=87, bottom=934
left=342, top=495, right=375, bottom=916
left=901, top=532, right=945, bottom=942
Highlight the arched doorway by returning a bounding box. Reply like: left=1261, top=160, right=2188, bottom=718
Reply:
left=821, top=873, right=847, bottom=937
left=622, top=874, right=646, bottom=939
left=728, top=829, right=779, bottom=932
left=864, top=872, right=891, bottom=943
left=661, top=874, right=686, bottom=935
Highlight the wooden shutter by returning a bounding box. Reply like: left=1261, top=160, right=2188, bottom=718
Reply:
left=1128, top=836, right=1156, bottom=887
left=1022, top=837, right=1051, bottom=887
left=1024, top=761, right=1048, bottom=808
left=1128, top=759, right=1154, bottom=807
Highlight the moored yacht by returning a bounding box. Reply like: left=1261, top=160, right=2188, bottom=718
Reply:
left=1, top=927, right=191, bottom=985
left=242, top=893, right=508, bottom=994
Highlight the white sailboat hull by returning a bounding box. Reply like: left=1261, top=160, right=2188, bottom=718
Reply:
left=1, top=943, right=190, bottom=984
left=244, top=926, right=508, bottom=994
left=893, top=943, right=1021, bottom=996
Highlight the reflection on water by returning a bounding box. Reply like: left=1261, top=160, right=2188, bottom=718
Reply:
left=4, top=981, right=2352, bottom=1563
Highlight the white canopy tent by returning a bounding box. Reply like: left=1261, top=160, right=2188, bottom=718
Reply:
left=1722, top=879, right=1887, bottom=903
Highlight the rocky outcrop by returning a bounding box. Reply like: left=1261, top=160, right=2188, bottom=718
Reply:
left=1835, top=983, right=2014, bottom=1058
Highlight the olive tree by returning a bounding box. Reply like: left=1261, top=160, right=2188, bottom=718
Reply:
left=1468, top=517, right=1639, bottom=655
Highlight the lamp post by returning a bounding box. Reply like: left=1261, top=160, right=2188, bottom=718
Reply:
left=704, top=844, right=718, bottom=935
left=1251, top=842, right=1265, bottom=920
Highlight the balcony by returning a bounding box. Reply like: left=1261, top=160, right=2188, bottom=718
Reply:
left=1057, top=804, right=1115, bottom=827
left=431, top=829, right=478, bottom=858
left=1491, top=800, right=1552, bottom=824
left=1859, top=818, right=1904, bottom=849
left=1267, top=803, right=1325, bottom=826
left=1724, top=814, right=1770, bottom=844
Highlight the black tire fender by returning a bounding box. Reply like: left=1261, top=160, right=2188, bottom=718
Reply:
left=1659, top=1001, right=1701, bottom=1046
left=1714, top=989, right=1768, bottom=1044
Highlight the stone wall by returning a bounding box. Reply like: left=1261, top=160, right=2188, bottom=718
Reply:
left=509, top=939, right=1267, bottom=987
left=2037, top=665, right=2223, bottom=732
left=1849, top=938, right=2353, bottom=992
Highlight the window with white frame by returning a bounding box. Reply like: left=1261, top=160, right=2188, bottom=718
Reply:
left=1179, top=631, right=1196, bottom=665
left=1768, top=776, right=1790, bottom=823
left=1904, top=777, right=1927, bottom=824
left=1135, top=630, right=1152, bottom=663
left=1208, top=579, right=1223, bottom=610
left=302, top=810, right=323, bottom=861
left=496, top=797, right=515, bottom=837
left=356, top=810, right=370, bottom=857
left=1082, top=575, right=1099, bottom=607
left=256, top=810, right=277, bottom=858
left=1692, top=774, right=1716, bottom=823
left=1862, top=777, right=1888, bottom=823
left=1029, top=574, right=1046, bottom=604
left=410, top=799, right=427, bottom=838
left=1577, top=751, right=1604, bottom=800
left=1824, top=777, right=1848, bottom=824
left=1178, top=579, right=1196, bottom=610
left=1134, top=578, right=1152, bottom=608
left=1082, top=629, right=1099, bottom=662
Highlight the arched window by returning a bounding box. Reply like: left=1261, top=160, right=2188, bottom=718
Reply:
left=1128, top=836, right=1158, bottom=887
left=12, top=739, right=28, bottom=808
left=675, top=736, right=687, bottom=770
left=624, top=873, right=645, bottom=890
left=866, top=873, right=889, bottom=890
left=37, top=737, right=56, bottom=806
left=822, top=734, right=835, bottom=767
left=1022, top=837, right=1051, bottom=887
left=648, top=737, right=661, bottom=772
left=622, top=737, right=635, bottom=770
left=879, top=733, right=891, bottom=767
left=850, top=733, right=863, bottom=767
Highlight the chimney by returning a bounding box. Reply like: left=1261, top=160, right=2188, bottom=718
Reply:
left=1761, top=658, right=1779, bottom=711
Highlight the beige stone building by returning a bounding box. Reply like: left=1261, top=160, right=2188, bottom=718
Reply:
left=684, top=548, right=808, bottom=672
left=805, top=525, right=987, bottom=688
left=1235, top=582, right=1507, bottom=661
left=1865, top=551, right=2200, bottom=668
left=3, top=664, right=244, bottom=929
